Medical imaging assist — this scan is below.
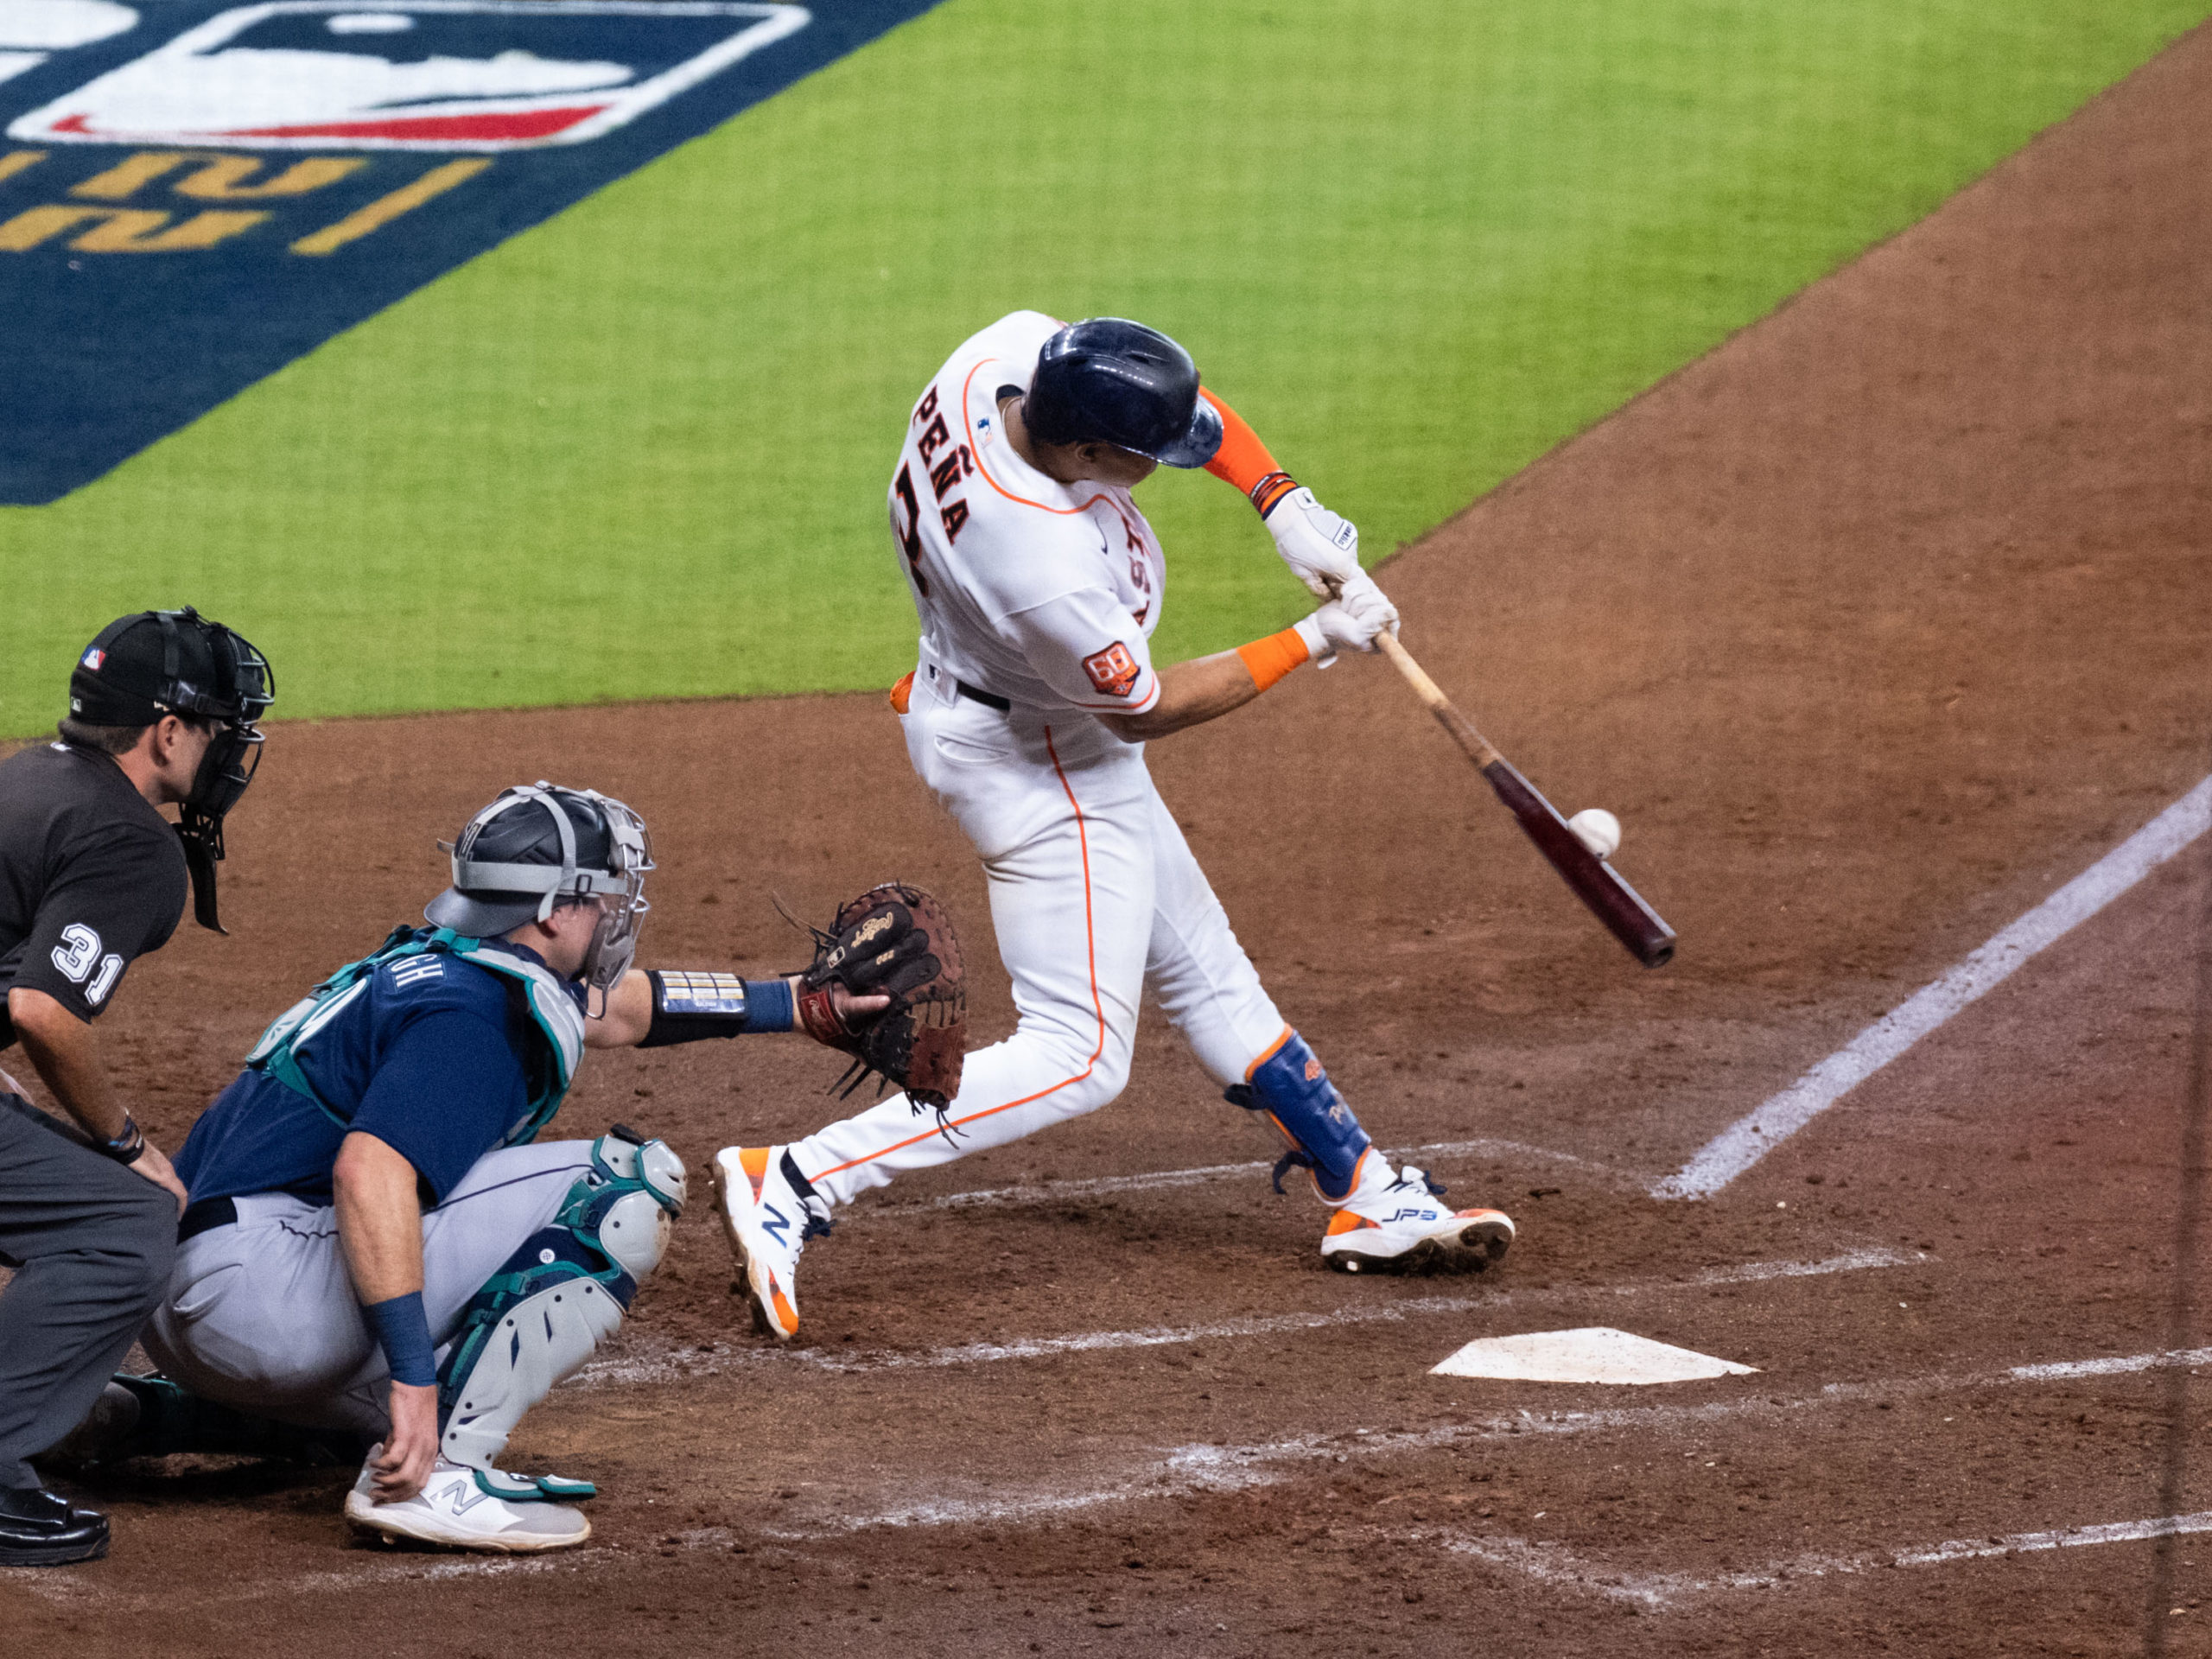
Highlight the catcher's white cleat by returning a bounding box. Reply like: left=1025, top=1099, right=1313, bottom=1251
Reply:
left=713, top=1145, right=830, bottom=1342
left=1319, top=1166, right=1515, bottom=1275
left=344, top=1453, right=591, bottom=1553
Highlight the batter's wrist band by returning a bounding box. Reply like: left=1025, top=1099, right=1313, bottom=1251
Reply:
left=364, top=1292, right=437, bottom=1388
left=1236, top=626, right=1313, bottom=693
left=98, top=1114, right=148, bottom=1165
left=639, top=971, right=797, bottom=1046
left=1249, top=471, right=1300, bottom=518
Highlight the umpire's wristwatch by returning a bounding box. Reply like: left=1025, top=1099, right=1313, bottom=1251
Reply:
left=98, top=1114, right=149, bottom=1165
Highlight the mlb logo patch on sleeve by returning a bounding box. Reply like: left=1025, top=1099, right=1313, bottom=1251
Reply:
left=0, top=0, right=946, bottom=504
left=1082, top=641, right=1142, bottom=699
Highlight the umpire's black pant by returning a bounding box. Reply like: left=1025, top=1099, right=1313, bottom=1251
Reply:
left=0, top=1091, right=175, bottom=1491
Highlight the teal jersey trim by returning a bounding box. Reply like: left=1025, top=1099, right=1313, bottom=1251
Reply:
left=242, top=925, right=587, bottom=1148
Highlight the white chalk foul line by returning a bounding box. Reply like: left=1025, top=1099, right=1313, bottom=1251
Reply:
left=570, top=1248, right=1916, bottom=1388
left=772, top=1338, right=2212, bottom=1540
left=909, top=1135, right=1637, bottom=1213
left=1423, top=1509, right=2212, bottom=1611
left=1656, top=773, right=2212, bottom=1200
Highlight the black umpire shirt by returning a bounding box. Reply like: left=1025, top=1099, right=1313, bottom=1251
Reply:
left=0, top=741, right=188, bottom=1055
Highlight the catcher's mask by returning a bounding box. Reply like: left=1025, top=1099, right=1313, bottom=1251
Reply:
left=425, top=783, right=654, bottom=1011
left=67, top=606, right=276, bottom=935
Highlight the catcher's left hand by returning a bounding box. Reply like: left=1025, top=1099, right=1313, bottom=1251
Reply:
left=793, top=882, right=966, bottom=1110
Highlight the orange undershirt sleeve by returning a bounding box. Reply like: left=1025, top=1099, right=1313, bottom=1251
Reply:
left=1200, top=390, right=1300, bottom=517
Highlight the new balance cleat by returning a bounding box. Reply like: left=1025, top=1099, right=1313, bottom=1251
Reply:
left=1319, top=1166, right=1515, bottom=1275
left=713, top=1145, right=829, bottom=1342
left=344, top=1452, right=590, bottom=1553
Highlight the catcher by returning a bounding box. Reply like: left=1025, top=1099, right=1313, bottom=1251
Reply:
left=71, top=782, right=955, bottom=1554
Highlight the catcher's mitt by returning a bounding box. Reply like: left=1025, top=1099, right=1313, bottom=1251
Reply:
left=792, top=882, right=966, bottom=1112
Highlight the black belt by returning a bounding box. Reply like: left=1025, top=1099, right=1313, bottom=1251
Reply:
left=925, top=663, right=1011, bottom=712
left=177, top=1194, right=236, bottom=1244
left=957, top=680, right=1011, bottom=713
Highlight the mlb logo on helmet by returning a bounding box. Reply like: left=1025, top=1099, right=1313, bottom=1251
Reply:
left=9, top=0, right=810, bottom=151
left=79, top=647, right=105, bottom=671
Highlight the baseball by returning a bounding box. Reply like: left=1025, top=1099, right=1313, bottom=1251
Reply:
left=1567, top=808, right=1621, bottom=860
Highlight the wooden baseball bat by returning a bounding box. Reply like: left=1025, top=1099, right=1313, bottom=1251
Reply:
left=1371, top=630, right=1676, bottom=969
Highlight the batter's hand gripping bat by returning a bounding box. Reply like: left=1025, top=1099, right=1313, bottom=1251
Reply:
left=1367, top=628, right=1676, bottom=969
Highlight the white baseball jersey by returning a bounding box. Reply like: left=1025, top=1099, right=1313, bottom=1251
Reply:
left=776, top=314, right=1404, bottom=1217
left=889, top=310, right=1165, bottom=717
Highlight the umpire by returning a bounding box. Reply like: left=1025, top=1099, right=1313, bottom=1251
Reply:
left=0, top=607, right=272, bottom=1566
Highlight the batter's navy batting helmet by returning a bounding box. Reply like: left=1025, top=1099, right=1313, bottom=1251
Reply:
left=1023, top=318, right=1224, bottom=468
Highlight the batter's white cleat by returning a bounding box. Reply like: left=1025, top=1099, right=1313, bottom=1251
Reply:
left=1319, top=1166, right=1515, bottom=1275
left=713, top=1145, right=828, bottom=1342
left=344, top=1453, right=591, bottom=1553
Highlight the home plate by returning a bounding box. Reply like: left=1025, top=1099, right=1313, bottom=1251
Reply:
left=1430, top=1327, right=1758, bottom=1384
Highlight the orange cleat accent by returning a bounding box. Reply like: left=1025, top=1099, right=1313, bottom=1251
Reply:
left=713, top=1146, right=816, bottom=1342
left=1319, top=1168, right=1514, bottom=1276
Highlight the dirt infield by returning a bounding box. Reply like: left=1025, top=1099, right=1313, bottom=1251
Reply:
left=8, top=24, right=2212, bottom=1657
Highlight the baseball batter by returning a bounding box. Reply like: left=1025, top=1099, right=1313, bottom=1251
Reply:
left=716, top=313, right=1514, bottom=1340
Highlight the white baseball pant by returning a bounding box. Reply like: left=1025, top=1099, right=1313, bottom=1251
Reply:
left=788, top=665, right=1391, bottom=1208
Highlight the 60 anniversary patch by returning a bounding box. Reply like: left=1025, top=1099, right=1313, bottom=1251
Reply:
left=0, top=0, right=938, bottom=504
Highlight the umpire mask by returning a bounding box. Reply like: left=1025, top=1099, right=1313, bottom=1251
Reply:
left=427, top=783, right=654, bottom=1014
left=68, top=607, right=276, bottom=935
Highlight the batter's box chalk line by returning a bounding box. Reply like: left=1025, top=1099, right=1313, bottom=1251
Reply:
left=24, top=1345, right=2210, bottom=1609
left=569, top=1247, right=1916, bottom=1388
left=912, top=1133, right=1640, bottom=1214
left=1400, top=1508, right=2212, bottom=1611
left=1658, top=772, right=2212, bottom=1200
left=761, top=1339, right=2212, bottom=1541
left=3, top=1546, right=584, bottom=1606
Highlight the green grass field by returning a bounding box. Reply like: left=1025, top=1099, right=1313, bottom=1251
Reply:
left=3, top=0, right=2204, bottom=735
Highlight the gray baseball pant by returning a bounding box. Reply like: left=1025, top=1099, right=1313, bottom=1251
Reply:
left=0, top=1091, right=177, bottom=1490
left=143, top=1140, right=594, bottom=1440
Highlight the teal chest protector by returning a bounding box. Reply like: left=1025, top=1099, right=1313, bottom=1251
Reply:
left=243, top=925, right=587, bottom=1148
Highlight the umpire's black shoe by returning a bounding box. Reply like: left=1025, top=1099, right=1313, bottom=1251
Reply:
left=0, top=1485, right=110, bottom=1566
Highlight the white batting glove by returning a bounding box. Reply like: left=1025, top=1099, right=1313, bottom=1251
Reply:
left=1294, top=571, right=1399, bottom=666
left=1265, top=486, right=1362, bottom=599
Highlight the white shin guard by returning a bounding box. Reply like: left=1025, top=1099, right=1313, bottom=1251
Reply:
left=439, top=1274, right=625, bottom=1476
left=436, top=1131, right=684, bottom=1489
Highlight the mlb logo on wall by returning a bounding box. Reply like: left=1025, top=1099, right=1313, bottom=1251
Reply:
left=0, top=0, right=943, bottom=504
left=9, top=1, right=809, bottom=149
